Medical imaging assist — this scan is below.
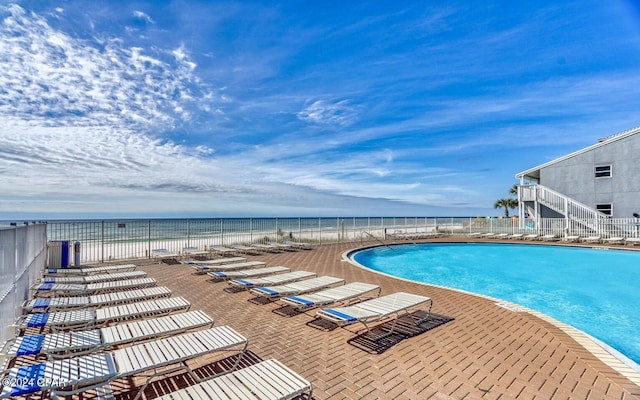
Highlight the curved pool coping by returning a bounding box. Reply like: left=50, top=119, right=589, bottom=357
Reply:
left=342, top=241, right=640, bottom=387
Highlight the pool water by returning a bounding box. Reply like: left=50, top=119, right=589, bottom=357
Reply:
left=352, top=243, right=640, bottom=366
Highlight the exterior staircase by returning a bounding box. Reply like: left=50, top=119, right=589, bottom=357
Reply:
left=518, top=184, right=609, bottom=234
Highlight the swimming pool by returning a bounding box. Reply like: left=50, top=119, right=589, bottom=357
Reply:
left=351, top=242, right=640, bottom=367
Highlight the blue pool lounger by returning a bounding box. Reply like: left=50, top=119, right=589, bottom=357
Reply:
left=227, top=271, right=317, bottom=289
left=208, top=265, right=289, bottom=280
left=22, top=286, right=173, bottom=312
left=0, top=326, right=248, bottom=400
left=316, top=292, right=433, bottom=334
left=249, top=276, right=345, bottom=299
left=43, top=264, right=137, bottom=276
left=34, top=270, right=147, bottom=285
left=13, top=297, right=191, bottom=332
left=281, top=282, right=381, bottom=310
left=192, top=260, right=265, bottom=275
left=32, top=277, right=157, bottom=297
left=3, top=310, right=214, bottom=360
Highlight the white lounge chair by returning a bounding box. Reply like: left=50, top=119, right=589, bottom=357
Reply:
left=603, top=237, right=624, bottom=244
left=43, top=264, right=137, bottom=276
left=563, top=235, right=581, bottom=242
left=581, top=236, right=602, bottom=243
left=267, top=241, right=299, bottom=251
left=541, top=234, right=559, bottom=241
left=32, top=277, right=157, bottom=297
left=209, top=265, right=290, bottom=280
left=155, top=359, right=312, bottom=400
left=508, top=233, right=524, bottom=239
left=4, top=310, right=214, bottom=360
left=282, top=240, right=312, bottom=249
left=181, top=246, right=209, bottom=257
left=229, top=243, right=263, bottom=254
left=209, top=245, right=239, bottom=255
left=523, top=234, right=539, bottom=240
left=251, top=243, right=283, bottom=253
left=22, top=286, right=172, bottom=312
left=14, top=297, right=190, bottom=332
left=281, top=282, right=381, bottom=310
left=250, top=276, right=345, bottom=300
left=228, top=271, right=317, bottom=289
left=316, top=292, right=432, bottom=336
left=181, top=256, right=246, bottom=265
left=34, top=270, right=147, bottom=285
left=494, top=233, right=509, bottom=239
left=624, top=237, right=640, bottom=246
left=0, top=326, right=248, bottom=400
left=151, top=248, right=180, bottom=260
left=193, top=260, right=266, bottom=275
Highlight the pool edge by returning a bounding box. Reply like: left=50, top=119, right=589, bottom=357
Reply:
left=342, top=242, right=640, bottom=387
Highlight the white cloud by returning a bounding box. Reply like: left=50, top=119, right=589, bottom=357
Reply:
left=0, top=5, right=208, bottom=133
left=132, top=10, right=154, bottom=24
left=297, top=99, right=358, bottom=126
left=0, top=4, right=534, bottom=218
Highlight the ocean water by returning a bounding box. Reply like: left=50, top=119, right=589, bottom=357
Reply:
left=353, top=243, right=640, bottom=366
left=40, top=217, right=438, bottom=242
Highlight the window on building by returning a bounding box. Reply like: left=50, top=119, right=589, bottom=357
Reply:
left=595, top=165, right=611, bottom=178
left=596, top=203, right=612, bottom=216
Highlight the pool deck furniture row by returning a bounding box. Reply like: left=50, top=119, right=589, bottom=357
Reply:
left=468, top=232, right=640, bottom=245
left=152, top=242, right=312, bottom=263
left=142, top=239, right=640, bottom=399
left=3, top=265, right=314, bottom=400
left=5, top=239, right=639, bottom=399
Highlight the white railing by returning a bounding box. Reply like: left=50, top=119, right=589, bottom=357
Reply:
left=519, top=185, right=610, bottom=234
left=0, top=223, right=47, bottom=347
left=467, top=217, right=640, bottom=238
left=44, top=217, right=446, bottom=263
left=40, top=216, right=640, bottom=263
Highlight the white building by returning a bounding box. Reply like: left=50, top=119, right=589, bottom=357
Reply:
left=515, top=126, right=640, bottom=234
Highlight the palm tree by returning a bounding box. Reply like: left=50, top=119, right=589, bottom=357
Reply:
left=494, top=198, right=518, bottom=217
left=509, top=184, right=519, bottom=197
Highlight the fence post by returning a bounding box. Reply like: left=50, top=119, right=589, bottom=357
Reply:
left=220, top=219, right=224, bottom=246
left=147, top=220, right=151, bottom=259
left=101, top=220, right=104, bottom=263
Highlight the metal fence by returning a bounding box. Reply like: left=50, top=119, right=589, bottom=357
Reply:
left=32, top=216, right=640, bottom=264
left=0, top=223, right=47, bottom=347
left=466, top=216, right=640, bottom=240
left=46, top=217, right=453, bottom=263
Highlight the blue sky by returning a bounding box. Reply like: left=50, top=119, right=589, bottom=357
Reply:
left=1, top=1, right=639, bottom=219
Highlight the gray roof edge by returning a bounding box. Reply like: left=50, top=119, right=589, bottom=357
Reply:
left=515, top=126, right=640, bottom=179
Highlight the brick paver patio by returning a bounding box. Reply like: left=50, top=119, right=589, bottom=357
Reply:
left=117, top=239, right=640, bottom=400
left=9, top=239, right=640, bottom=399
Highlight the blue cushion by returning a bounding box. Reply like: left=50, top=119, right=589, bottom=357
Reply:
left=43, top=277, right=55, bottom=284
left=27, top=313, right=49, bottom=327
left=38, top=283, right=54, bottom=291
left=235, top=279, right=253, bottom=286
left=323, top=309, right=357, bottom=322
left=46, top=269, right=57, bottom=274
left=16, top=335, right=45, bottom=356
left=287, top=296, right=314, bottom=306
left=258, top=287, right=279, bottom=295
left=33, top=298, right=51, bottom=309
left=213, top=272, right=227, bottom=277
left=11, top=363, right=46, bottom=396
